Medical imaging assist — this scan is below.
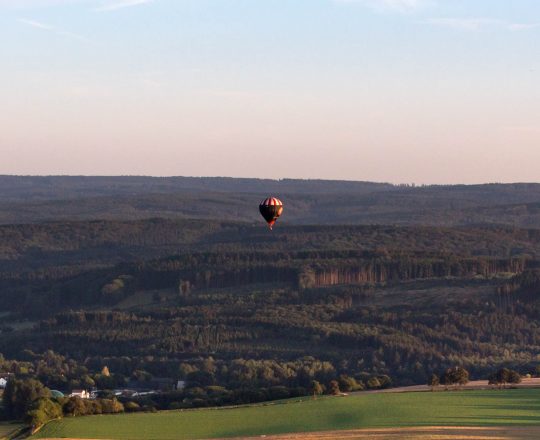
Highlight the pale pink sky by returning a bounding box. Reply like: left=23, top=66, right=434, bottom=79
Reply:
left=1, top=0, right=539, bottom=183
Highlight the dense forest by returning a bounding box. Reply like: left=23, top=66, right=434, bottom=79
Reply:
left=2, top=178, right=540, bottom=421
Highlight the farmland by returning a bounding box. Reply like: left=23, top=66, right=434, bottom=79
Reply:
left=0, top=422, right=23, bottom=440
left=33, top=389, right=540, bottom=440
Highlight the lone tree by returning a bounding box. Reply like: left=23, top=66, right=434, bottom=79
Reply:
left=428, top=373, right=440, bottom=391
left=489, top=368, right=521, bottom=389
left=366, top=376, right=382, bottom=390
left=441, top=366, right=469, bottom=389
left=328, top=380, right=341, bottom=396
left=309, top=380, right=324, bottom=399
left=508, top=369, right=522, bottom=385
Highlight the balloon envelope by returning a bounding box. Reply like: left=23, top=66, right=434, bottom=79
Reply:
left=259, top=197, right=283, bottom=229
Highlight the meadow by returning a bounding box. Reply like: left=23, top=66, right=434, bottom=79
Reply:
left=0, top=422, right=23, bottom=440
left=33, top=389, right=540, bottom=440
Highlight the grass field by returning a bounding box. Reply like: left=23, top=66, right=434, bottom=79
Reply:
left=32, top=389, right=540, bottom=440
left=0, top=422, right=24, bottom=440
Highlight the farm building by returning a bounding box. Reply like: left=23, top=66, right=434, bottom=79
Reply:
left=0, top=373, right=12, bottom=388
left=70, top=389, right=90, bottom=399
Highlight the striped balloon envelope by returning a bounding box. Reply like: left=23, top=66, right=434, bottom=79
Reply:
left=259, top=197, right=284, bottom=230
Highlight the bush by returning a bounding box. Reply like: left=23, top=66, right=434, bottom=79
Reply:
left=26, top=409, right=47, bottom=430
left=328, top=380, right=341, bottom=395
left=63, top=397, right=87, bottom=417
left=366, top=377, right=381, bottom=389
left=89, top=400, right=103, bottom=415
left=377, top=375, right=392, bottom=389
left=205, top=385, right=228, bottom=395
left=191, top=398, right=208, bottom=408
left=428, top=373, right=440, bottom=389
left=489, top=368, right=521, bottom=388
left=268, top=386, right=290, bottom=400
left=185, top=387, right=206, bottom=399
left=441, top=367, right=469, bottom=387
left=124, top=401, right=141, bottom=412
left=338, top=375, right=359, bottom=392
left=63, top=397, right=124, bottom=417
left=289, top=386, right=308, bottom=397
left=508, top=370, right=522, bottom=384
left=100, top=398, right=124, bottom=414
left=26, top=398, right=62, bottom=430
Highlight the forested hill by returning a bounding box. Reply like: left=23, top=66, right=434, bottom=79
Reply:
left=2, top=220, right=540, bottom=269
left=2, top=176, right=540, bottom=226
left=3, top=183, right=540, bottom=398
left=0, top=176, right=393, bottom=201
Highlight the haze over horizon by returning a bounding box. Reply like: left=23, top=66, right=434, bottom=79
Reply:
left=1, top=0, right=539, bottom=184
left=4, top=174, right=540, bottom=188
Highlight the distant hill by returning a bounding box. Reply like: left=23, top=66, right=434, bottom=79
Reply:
left=2, top=176, right=540, bottom=227
left=0, top=176, right=393, bottom=201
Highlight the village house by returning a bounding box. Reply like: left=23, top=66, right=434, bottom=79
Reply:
left=70, top=389, right=90, bottom=399
left=0, top=373, right=12, bottom=389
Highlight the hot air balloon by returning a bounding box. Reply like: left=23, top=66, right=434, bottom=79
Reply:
left=259, top=197, right=283, bottom=230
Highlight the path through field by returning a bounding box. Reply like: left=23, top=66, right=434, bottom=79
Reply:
left=39, top=427, right=540, bottom=440
left=218, top=426, right=540, bottom=439
left=360, top=377, right=540, bottom=394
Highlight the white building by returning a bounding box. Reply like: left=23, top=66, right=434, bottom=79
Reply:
left=0, top=377, right=7, bottom=389
left=70, top=389, right=90, bottom=399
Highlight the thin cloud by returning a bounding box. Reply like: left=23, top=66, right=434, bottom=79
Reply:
left=1, top=1, right=92, bottom=9
left=57, top=30, right=91, bottom=42
left=425, top=17, right=499, bottom=31
left=94, top=0, right=154, bottom=12
left=426, top=17, right=540, bottom=32
left=506, top=22, right=540, bottom=31
left=334, top=0, right=430, bottom=13
left=18, top=17, right=90, bottom=41
left=18, top=17, right=54, bottom=29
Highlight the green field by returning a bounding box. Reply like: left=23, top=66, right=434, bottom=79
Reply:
left=32, top=389, right=540, bottom=440
left=0, top=422, right=24, bottom=440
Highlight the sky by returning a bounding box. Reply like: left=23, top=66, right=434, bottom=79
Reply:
left=0, top=0, right=539, bottom=184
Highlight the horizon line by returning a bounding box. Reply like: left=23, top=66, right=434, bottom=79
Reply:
left=0, top=174, right=539, bottom=187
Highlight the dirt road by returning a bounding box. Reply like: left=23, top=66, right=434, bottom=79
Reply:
left=359, top=377, right=540, bottom=395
